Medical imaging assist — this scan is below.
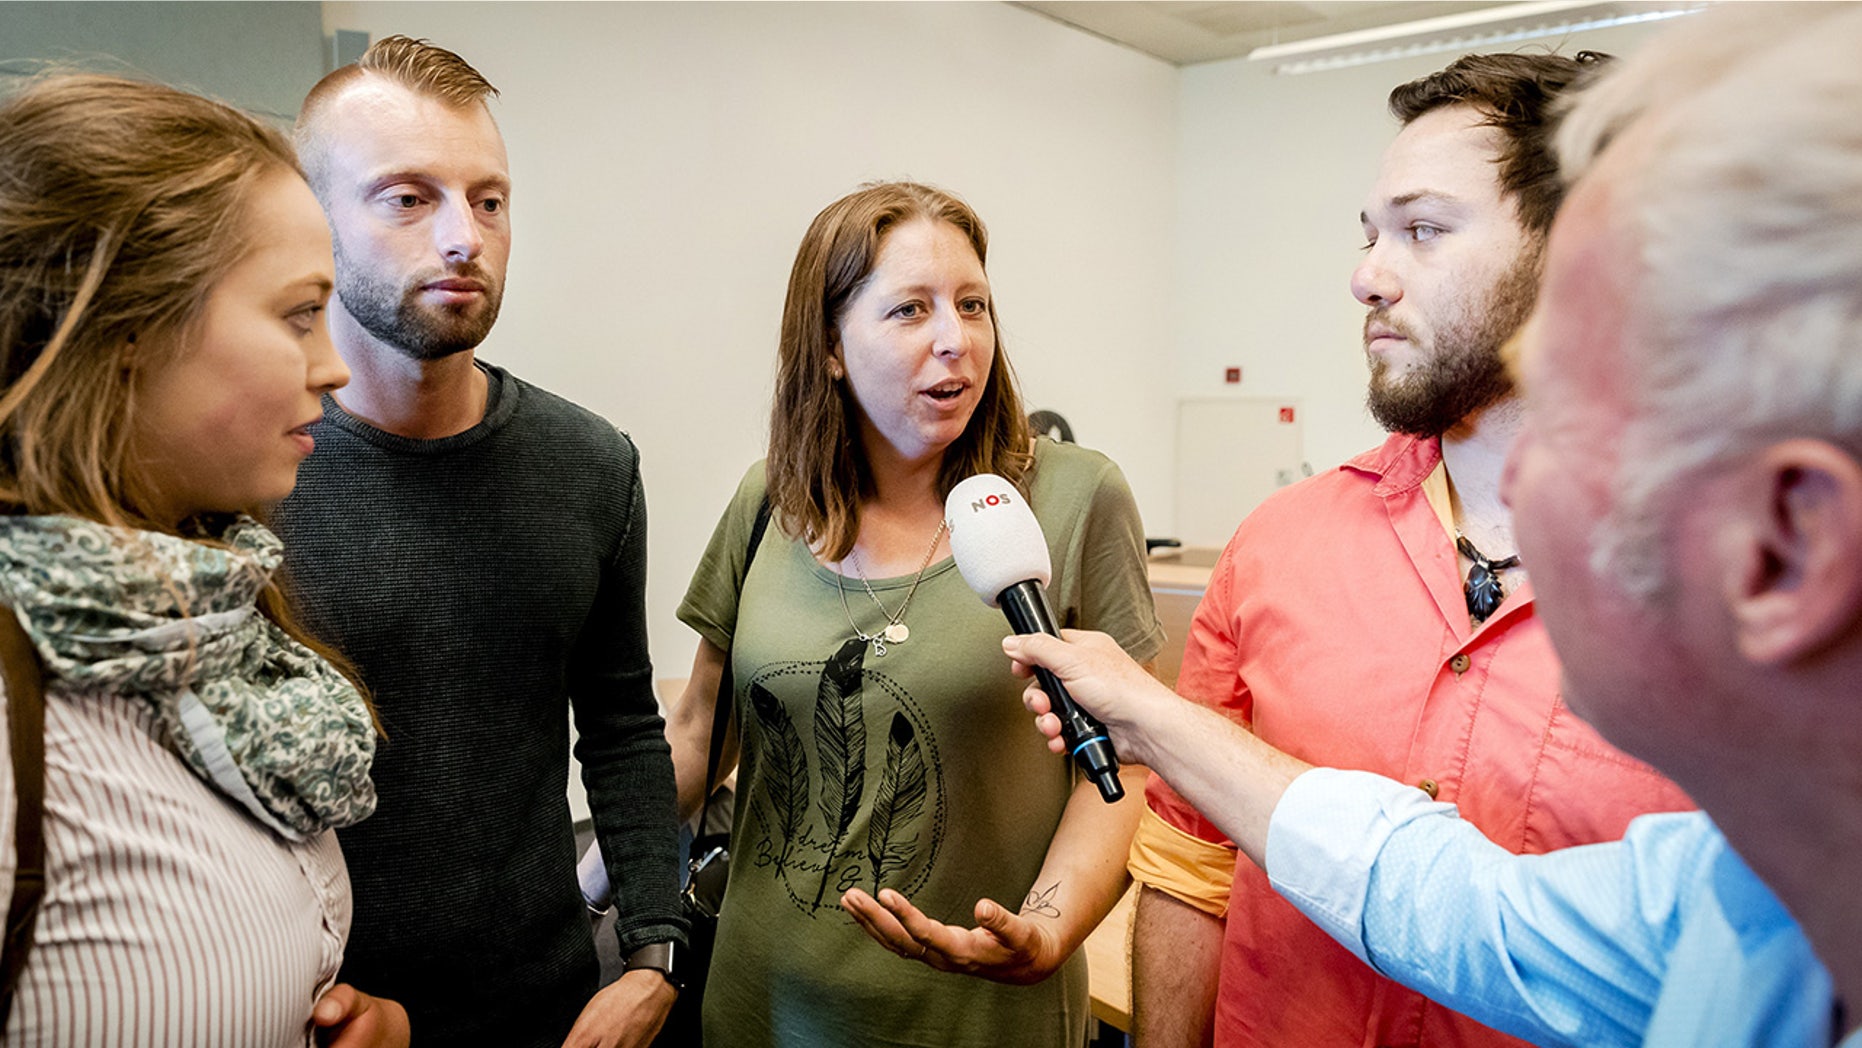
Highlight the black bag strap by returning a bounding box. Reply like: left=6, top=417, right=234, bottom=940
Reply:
left=695, top=497, right=771, bottom=843
left=0, top=603, right=46, bottom=1029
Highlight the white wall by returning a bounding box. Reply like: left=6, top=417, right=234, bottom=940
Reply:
left=1172, top=21, right=1668, bottom=475
left=320, top=1, right=1180, bottom=680
left=315, top=2, right=1684, bottom=689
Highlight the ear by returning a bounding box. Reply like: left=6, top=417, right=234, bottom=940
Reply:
left=1724, top=439, right=1862, bottom=665
left=826, top=339, right=844, bottom=380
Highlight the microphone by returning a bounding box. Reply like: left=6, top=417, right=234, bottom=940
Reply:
left=946, top=474, right=1124, bottom=804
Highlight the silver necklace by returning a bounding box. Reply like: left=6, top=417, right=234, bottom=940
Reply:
left=835, top=518, right=948, bottom=657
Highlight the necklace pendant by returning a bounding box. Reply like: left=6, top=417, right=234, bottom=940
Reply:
left=883, top=623, right=910, bottom=645
left=1465, top=564, right=1505, bottom=625
left=871, top=638, right=888, bottom=657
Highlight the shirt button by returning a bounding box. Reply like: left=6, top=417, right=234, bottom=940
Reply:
left=1449, top=653, right=1472, bottom=674
left=1417, top=778, right=1440, bottom=799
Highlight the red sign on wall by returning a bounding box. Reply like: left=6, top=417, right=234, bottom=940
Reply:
left=1279, top=406, right=1296, bottom=423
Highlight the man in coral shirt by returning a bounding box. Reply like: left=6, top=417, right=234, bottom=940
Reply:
left=1126, top=53, right=1695, bottom=1047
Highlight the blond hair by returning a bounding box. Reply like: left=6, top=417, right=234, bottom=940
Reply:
left=296, top=35, right=499, bottom=195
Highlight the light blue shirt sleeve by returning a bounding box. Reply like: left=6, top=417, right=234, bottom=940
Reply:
left=1267, top=768, right=1703, bottom=1047
left=1266, top=768, right=1838, bottom=1048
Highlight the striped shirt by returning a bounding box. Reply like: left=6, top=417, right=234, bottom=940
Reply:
left=1, top=676, right=351, bottom=1047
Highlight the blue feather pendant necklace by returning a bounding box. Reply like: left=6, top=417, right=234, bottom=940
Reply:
left=837, top=519, right=948, bottom=657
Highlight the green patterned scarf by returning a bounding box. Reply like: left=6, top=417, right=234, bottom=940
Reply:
left=0, top=514, right=376, bottom=838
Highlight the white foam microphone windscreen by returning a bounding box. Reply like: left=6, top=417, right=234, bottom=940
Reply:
left=946, top=474, right=1049, bottom=607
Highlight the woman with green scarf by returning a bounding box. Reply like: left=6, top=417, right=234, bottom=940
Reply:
left=0, top=75, right=403, bottom=1046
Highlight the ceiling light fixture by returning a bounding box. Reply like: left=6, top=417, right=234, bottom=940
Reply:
left=1249, top=0, right=1705, bottom=75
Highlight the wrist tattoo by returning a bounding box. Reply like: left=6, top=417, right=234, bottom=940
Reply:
left=1021, top=881, right=1062, bottom=919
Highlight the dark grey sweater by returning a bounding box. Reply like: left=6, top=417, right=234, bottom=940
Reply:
left=273, top=364, right=684, bottom=1047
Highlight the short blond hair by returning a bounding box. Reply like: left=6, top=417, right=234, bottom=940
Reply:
left=296, top=35, right=499, bottom=195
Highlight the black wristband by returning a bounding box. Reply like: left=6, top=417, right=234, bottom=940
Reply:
left=624, top=941, right=682, bottom=992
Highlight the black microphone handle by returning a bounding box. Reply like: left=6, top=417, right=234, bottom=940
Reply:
left=997, top=580, right=1124, bottom=803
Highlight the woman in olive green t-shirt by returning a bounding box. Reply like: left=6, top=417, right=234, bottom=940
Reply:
left=667, top=181, right=1164, bottom=1048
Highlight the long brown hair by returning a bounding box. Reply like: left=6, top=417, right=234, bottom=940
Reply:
left=0, top=74, right=301, bottom=525
left=0, top=74, right=367, bottom=701
left=767, top=182, right=1033, bottom=560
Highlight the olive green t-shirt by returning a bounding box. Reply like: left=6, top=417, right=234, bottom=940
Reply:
left=677, top=439, right=1165, bottom=1048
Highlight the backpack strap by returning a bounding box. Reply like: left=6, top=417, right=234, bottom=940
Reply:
left=0, top=604, right=46, bottom=1028
left=698, top=497, right=772, bottom=821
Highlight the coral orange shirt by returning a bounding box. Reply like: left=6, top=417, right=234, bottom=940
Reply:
left=1136, top=433, right=1695, bottom=1048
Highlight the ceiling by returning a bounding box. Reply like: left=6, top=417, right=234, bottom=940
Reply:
left=1012, top=1, right=1511, bottom=65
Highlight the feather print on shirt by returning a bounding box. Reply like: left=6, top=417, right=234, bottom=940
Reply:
left=812, top=636, right=868, bottom=909
left=866, top=711, right=927, bottom=895
left=750, top=681, right=811, bottom=883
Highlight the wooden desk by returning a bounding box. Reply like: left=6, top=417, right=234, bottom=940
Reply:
left=1085, top=883, right=1140, bottom=1031
left=1147, top=549, right=1219, bottom=688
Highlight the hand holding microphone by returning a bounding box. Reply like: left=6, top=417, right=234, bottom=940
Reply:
left=946, top=474, right=1125, bottom=804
